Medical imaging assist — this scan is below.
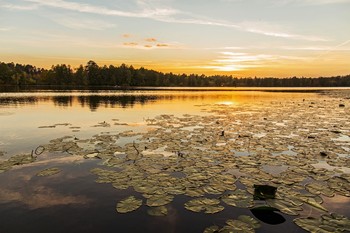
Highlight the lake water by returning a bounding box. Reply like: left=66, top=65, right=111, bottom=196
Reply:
left=0, top=88, right=349, bottom=233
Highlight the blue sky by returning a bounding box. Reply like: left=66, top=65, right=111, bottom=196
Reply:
left=1, top=0, right=349, bottom=77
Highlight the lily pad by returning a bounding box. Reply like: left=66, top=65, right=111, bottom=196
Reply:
left=37, top=167, right=61, bottom=177
left=266, top=199, right=302, bottom=216
left=225, top=219, right=255, bottom=233
left=221, top=189, right=254, bottom=208
left=147, top=206, right=168, bottom=216
left=116, top=196, right=142, bottom=213
left=294, top=213, right=350, bottom=233
left=237, top=215, right=261, bottom=229
left=203, top=225, right=219, bottom=233
left=184, top=198, right=224, bottom=214
left=305, top=182, right=335, bottom=197
left=146, top=195, right=174, bottom=207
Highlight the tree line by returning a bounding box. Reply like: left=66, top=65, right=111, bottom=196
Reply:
left=1, top=60, right=349, bottom=87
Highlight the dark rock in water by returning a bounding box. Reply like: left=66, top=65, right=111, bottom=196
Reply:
left=339, top=104, right=345, bottom=107
left=308, top=135, right=316, bottom=139
left=251, top=206, right=286, bottom=225
left=253, top=185, right=277, bottom=200
left=320, top=152, right=327, bottom=157
left=330, top=130, right=341, bottom=134
left=220, top=130, right=225, bottom=136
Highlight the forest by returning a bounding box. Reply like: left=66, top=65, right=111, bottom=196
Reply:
left=1, top=60, right=349, bottom=87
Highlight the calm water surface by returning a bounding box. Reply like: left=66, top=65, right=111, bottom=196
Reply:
left=0, top=89, right=349, bottom=233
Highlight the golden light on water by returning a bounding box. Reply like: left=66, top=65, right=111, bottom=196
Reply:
left=216, top=101, right=235, bottom=106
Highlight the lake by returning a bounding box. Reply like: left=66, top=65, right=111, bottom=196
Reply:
left=0, top=88, right=349, bottom=233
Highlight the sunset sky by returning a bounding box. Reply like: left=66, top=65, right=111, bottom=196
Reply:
left=0, top=0, right=349, bottom=77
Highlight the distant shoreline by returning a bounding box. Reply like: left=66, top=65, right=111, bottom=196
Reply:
left=1, top=85, right=350, bottom=93
left=1, top=61, right=349, bottom=88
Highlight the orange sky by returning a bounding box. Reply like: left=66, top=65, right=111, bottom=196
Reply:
left=1, top=0, right=350, bottom=77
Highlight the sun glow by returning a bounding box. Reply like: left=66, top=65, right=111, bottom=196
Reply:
left=216, top=101, right=235, bottom=106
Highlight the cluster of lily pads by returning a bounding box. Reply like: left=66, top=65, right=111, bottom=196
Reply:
left=1, top=91, right=349, bottom=232
left=0, top=153, right=36, bottom=173
left=204, top=215, right=261, bottom=233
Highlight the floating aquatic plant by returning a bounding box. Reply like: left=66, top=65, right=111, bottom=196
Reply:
left=37, top=167, right=61, bottom=177
left=294, top=213, right=350, bottom=233
left=184, top=198, right=224, bottom=214
left=203, top=215, right=261, bottom=233
left=23, top=91, right=349, bottom=232
left=147, top=206, right=168, bottom=216
left=116, top=196, right=142, bottom=213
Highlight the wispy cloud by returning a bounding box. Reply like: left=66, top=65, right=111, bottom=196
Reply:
left=24, top=0, right=179, bottom=18
left=0, top=27, right=11, bottom=31
left=246, top=28, right=326, bottom=41
left=281, top=45, right=350, bottom=51
left=122, top=41, right=177, bottom=50
left=19, top=0, right=326, bottom=41
left=51, top=17, right=116, bottom=30
left=317, top=39, right=350, bottom=58
left=239, top=21, right=327, bottom=41
left=123, top=42, right=139, bottom=46
left=122, top=34, right=176, bottom=49
left=145, top=15, right=327, bottom=41
left=145, top=38, right=157, bottom=42
left=202, top=51, right=308, bottom=72
left=269, top=0, right=350, bottom=6
left=280, top=0, right=350, bottom=5
left=0, top=3, right=38, bottom=10
left=156, top=43, right=169, bottom=47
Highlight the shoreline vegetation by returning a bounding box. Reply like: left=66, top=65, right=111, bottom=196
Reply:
left=1, top=60, right=350, bottom=88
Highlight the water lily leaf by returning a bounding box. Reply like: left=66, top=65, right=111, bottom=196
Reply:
left=8, top=154, right=36, bottom=166
left=301, top=197, right=328, bottom=212
left=294, top=213, right=350, bottom=233
left=203, top=185, right=224, bottom=195
left=225, top=219, right=255, bottom=233
left=185, top=188, right=205, bottom=197
left=218, top=225, right=236, bottom=233
left=147, top=206, right=168, bottom=216
left=116, top=196, right=142, bottom=213
left=204, top=205, right=225, bottom=214
left=221, top=189, right=254, bottom=208
left=185, top=198, right=224, bottom=214
left=328, top=177, right=350, bottom=197
left=266, top=199, right=302, bottom=216
left=294, top=217, right=329, bottom=232
left=203, top=225, right=219, bottom=233
left=112, top=182, right=129, bottom=190
left=237, top=215, right=261, bottom=229
left=321, top=213, right=350, bottom=231
left=146, top=195, right=173, bottom=207
left=305, top=182, right=334, bottom=197
left=37, top=167, right=61, bottom=177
